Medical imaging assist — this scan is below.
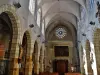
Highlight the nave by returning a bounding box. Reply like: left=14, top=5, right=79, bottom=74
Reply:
left=0, top=0, right=100, bottom=75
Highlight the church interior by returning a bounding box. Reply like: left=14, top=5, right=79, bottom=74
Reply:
left=0, top=0, right=100, bottom=75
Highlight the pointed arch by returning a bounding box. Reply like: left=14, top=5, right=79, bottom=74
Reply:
left=32, top=40, right=39, bottom=74
left=0, top=4, right=21, bottom=75
left=19, top=30, right=32, bottom=75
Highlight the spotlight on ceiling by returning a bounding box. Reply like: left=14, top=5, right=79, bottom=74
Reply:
left=82, top=33, right=86, bottom=36
left=90, top=21, right=95, bottom=25
left=13, top=1, right=21, bottom=8
left=42, top=40, right=47, bottom=43
left=37, top=35, right=41, bottom=37
left=29, top=24, right=34, bottom=28
left=42, top=41, right=45, bottom=43
left=78, top=41, right=81, bottom=43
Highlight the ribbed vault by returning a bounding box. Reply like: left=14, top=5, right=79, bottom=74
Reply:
left=37, top=0, right=86, bottom=30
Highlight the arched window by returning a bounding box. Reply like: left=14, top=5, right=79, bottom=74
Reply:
left=37, top=9, right=41, bottom=27
left=42, top=20, right=45, bottom=35
left=29, top=0, right=35, bottom=15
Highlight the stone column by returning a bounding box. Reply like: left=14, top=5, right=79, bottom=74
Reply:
left=9, top=58, right=19, bottom=75
left=97, top=64, right=100, bottom=75
left=94, top=30, right=100, bottom=75
left=68, top=46, right=73, bottom=72
left=81, top=58, right=85, bottom=75
left=25, top=55, right=33, bottom=75
left=69, top=47, right=73, bottom=64
left=39, top=55, right=44, bottom=72
left=39, top=49, right=44, bottom=72
left=94, top=44, right=100, bottom=75
left=80, top=50, right=85, bottom=74
left=9, top=44, right=19, bottom=75
left=34, top=53, right=40, bottom=75
left=86, top=50, right=93, bottom=75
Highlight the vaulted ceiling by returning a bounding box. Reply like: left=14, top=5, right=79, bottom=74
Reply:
left=38, top=0, right=86, bottom=30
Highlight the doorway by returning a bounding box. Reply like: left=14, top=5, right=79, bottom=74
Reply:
left=53, top=60, right=68, bottom=73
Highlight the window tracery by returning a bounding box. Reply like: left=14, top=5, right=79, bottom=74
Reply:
left=55, top=27, right=67, bottom=39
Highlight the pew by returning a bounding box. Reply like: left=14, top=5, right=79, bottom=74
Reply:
left=65, top=73, right=81, bottom=75
left=39, top=72, right=58, bottom=75
left=39, top=72, right=81, bottom=75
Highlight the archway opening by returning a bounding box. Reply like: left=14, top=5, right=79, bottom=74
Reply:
left=45, top=23, right=79, bottom=73
left=19, top=33, right=28, bottom=75
left=0, top=12, right=13, bottom=75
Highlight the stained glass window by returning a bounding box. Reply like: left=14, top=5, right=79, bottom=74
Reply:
left=55, top=27, right=67, bottom=39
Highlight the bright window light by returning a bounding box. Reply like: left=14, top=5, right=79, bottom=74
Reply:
left=29, top=0, right=35, bottom=15
left=37, top=9, right=41, bottom=27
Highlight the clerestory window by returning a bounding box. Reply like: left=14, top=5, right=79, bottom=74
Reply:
left=37, top=9, right=41, bottom=27
left=29, top=0, right=35, bottom=15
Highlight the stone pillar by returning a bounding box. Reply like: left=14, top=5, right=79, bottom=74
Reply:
left=39, top=55, right=44, bottom=72
left=68, top=46, right=73, bottom=72
left=69, top=47, right=73, bottom=64
left=82, top=65, right=85, bottom=75
left=9, top=44, right=19, bottom=75
left=81, top=58, right=85, bottom=75
left=86, top=50, right=93, bottom=75
left=34, top=53, right=40, bottom=75
left=39, top=49, right=44, bottom=72
left=97, top=64, right=100, bottom=75
left=80, top=51, right=85, bottom=74
left=94, top=30, right=100, bottom=75
left=94, top=44, right=100, bottom=75
left=25, top=56, right=33, bottom=75
left=95, top=48, right=100, bottom=75
left=9, top=58, right=19, bottom=75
